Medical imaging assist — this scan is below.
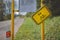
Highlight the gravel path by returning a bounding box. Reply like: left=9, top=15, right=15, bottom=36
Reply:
left=0, top=17, right=24, bottom=40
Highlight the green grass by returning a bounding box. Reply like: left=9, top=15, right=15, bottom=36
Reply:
left=15, top=16, right=60, bottom=40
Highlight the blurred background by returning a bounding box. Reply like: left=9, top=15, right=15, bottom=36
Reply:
left=0, top=0, right=60, bottom=40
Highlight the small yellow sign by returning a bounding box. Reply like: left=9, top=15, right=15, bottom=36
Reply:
left=32, top=6, right=51, bottom=25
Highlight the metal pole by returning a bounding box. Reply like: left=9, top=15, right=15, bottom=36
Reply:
left=41, top=0, right=45, bottom=40
left=11, top=0, right=14, bottom=40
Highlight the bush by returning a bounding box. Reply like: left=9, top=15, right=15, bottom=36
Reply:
left=26, top=12, right=34, bottom=17
left=45, top=26, right=60, bottom=40
left=45, top=17, right=60, bottom=40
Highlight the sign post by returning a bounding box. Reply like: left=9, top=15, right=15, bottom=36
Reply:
left=11, top=0, right=14, bottom=40
left=11, top=0, right=19, bottom=40
left=41, top=0, right=45, bottom=40
left=32, top=1, right=50, bottom=40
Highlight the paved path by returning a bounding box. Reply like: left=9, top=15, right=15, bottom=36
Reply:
left=0, top=17, right=24, bottom=40
left=14, top=17, right=24, bottom=35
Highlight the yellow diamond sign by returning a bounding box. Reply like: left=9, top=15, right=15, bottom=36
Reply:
left=32, top=6, right=51, bottom=25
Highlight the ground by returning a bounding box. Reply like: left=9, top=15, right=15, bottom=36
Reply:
left=0, top=17, right=24, bottom=40
left=15, top=16, right=60, bottom=40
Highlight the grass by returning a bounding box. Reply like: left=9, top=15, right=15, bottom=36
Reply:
left=15, top=16, right=60, bottom=40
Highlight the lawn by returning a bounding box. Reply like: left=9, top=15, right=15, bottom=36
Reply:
left=15, top=16, right=60, bottom=40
